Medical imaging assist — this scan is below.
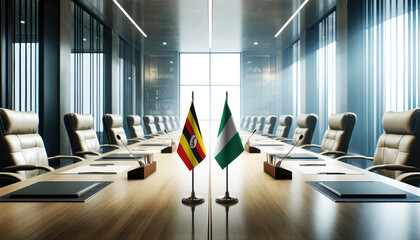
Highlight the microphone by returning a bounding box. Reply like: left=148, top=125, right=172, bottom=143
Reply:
left=164, top=129, right=174, bottom=144
left=117, top=135, right=145, bottom=167
left=246, top=129, right=257, bottom=144
left=275, top=135, right=303, bottom=167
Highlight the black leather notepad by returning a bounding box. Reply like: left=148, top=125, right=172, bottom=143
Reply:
left=318, top=181, right=407, bottom=198
left=277, top=153, right=318, bottom=159
left=0, top=181, right=113, bottom=202
left=10, top=182, right=101, bottom=198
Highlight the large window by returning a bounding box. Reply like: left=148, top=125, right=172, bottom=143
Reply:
left=282, top=40, right=301, bottom=126
left=180, top=53, right=241, bottom=147
left=70, top=2, right=105, bottom=138
left=365, top=0, right=419, bottom=153
left=5, top=0, right=39, bottom=112
left=119, top=38, right=140, bottom=131
left=316, top=11, right=336, bottom=142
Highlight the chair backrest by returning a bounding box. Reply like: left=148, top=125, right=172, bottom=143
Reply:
left=154, top=116, right=165, bottom=132
left=262, top=116, right=277, bottom=134
left=243, top=116, right=251, bottom=129
left=0, top=108, right=48, bottom=179
left=373, top=109, right=420, bottom=178
left=291, top=114, right=317, bottom=146
left=248, top=116, right=258, bottom=131
left=175, top=116, right=180, bottom=129
left=320, top=113, right=357, bottom=154
left=64, top=113, right=100, bottom=154
left=240, top=116, right=246, bottom=129
left=163, top=116, right=172, bottom=131
left=143, top=115, right=158, bottom=134
left=103, top=114, right=127, bottom=146
left=127, top=115, right=145, bottom=138
left=170, top=116, right=177, bottom=130
left=276, top=115, right=293, bottom=138
left=255, top=116, right=266, bottom=132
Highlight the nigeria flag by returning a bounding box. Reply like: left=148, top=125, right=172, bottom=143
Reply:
left=214, top=100, right=244, bottom=169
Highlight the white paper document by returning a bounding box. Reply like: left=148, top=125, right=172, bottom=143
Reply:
left=297, top=165, right=362, bottom=175
left=59, top=165, right=133, bottom=174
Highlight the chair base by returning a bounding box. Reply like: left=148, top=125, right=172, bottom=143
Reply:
left=263, top=161, right=292, bottom=180
left=127, top=161, right=157, bottom=179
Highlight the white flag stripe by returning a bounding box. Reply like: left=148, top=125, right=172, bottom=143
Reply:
left=214, top=115, right=237, bottom=155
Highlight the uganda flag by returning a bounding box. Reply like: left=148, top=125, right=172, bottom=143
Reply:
left=177, top=102, right=206, bottom=170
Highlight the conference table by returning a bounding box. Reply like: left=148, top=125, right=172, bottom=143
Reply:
left=0, top=132, right=419, bottom=239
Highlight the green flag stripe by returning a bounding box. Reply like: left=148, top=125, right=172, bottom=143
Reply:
left=215, top=132, right=244, bottom=169
left=218, top=101, right=232, bottom=135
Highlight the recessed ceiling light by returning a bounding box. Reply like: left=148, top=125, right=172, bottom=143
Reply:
left=169, top=61, right=174, bottom=64
left=83, top=38, right=87, bottom=42
left=275, top=0, right=309, bottom=37
left=112, top=0, right=147, bottom=37
left=253, top=42, right=259, bottom=45
left=162, top=42, right=167, bottom=45
left=248, top=61, right=252, bottom=64
left=20, top=20, right=25, bottom=24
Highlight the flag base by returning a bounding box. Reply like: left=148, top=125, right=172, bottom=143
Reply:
left=182, top=192, right=205, bottom=204
left=216, top=192, right=238, bottom=205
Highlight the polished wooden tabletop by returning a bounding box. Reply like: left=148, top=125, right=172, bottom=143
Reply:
left=0, top=133, right=419, bottom=239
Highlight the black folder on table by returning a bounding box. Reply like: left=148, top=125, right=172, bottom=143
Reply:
left=102, top=152, right=146, bottom=159
left=277, top=153, right=318, bottom=159
left=318, top=181, right=407, bottom=198
left=0, top=181, right=112, bottom=202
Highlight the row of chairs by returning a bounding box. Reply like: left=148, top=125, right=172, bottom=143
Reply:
left=0, top=108, right=179, bottom=187
left=142, top=115, right=180, bottom=135
left=242, top=110, right=420, bottom=185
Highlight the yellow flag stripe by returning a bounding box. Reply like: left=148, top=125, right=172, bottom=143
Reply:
left=179, top=134, right=199, bottom=167
left=187, top=111, right=206, bottom=155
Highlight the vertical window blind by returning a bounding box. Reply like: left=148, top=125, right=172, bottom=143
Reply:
left=70, top=2, right=105, bottom=137
left=7, top=0, right=39, bottom=112
left=365, top=0, right=419, bottom=153
left=316, top=11, right=336, bottom=141
left=281, top=40, right=301, bottom=128
left=119, top=38, right=140, bottom=129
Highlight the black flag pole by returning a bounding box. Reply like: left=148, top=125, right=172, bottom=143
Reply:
left=216, top=91, right=238, bottom=205
left=182, top=91, right=204, bottom=205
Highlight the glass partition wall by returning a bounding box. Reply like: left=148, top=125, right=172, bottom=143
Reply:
left=180, top=53, right=241, bottom=148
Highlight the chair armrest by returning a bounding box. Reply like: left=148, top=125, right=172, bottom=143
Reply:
left=2, top=165, right=54, bottom=173
left=395, top=172, right=420, bottom=183
left=276, top=137, right=291, bottom=142
left=366, top=164, right=420, bottom=173
left=132, top=137, right=146, bottom=141
left=74, top=150, right=101, bottom=158
left=300, top=144, right=321, bottom=149
left=128, top=139, right=142, bottom=143
left=335, top=155, right=374, bottom=162
left=100, top=144, right=121, bottom=150
left=0, top=172, right=24, bottom=184
left=319, top=150, right=347, bottom=158
left=48, top=155, right=84, bottom=165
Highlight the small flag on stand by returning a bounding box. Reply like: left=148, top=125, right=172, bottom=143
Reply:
left=177, top=102, right=206, bottom=170
left=214, top=100, right=244, bottom=169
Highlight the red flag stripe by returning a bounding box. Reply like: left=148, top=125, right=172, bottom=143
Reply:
left=185, top=118, right=195, bottom=137
left=195, top=138, right=206, bottom=160
left=177, top=145, right=194, bottom=170
left=185, top=116, right=206, bottom=160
